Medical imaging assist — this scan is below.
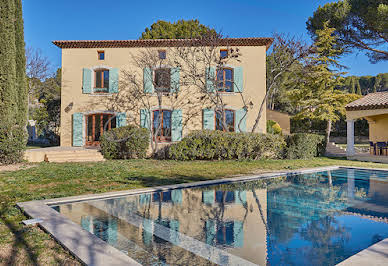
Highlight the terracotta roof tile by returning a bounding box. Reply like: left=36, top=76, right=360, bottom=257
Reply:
left=346, top=91, right=388, bottom=111
left=52, top=37, right=273, bottom=50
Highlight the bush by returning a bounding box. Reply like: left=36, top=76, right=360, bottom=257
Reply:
left=167, top=130, right=286, bottom=160
left=0, top=124, right=26, bottom=165
left=267, top=120, right=282, bottom=135
left=100, top=125, right=149, bottom=159
left=285, top=133, right=326, bottom=159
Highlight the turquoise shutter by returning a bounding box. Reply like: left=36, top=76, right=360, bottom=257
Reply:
left=143, top=67, right=154, bottom=93
left=169, top=220, right=180, bottom=245
left=205, top=67, right=215, bottom=92
left=205, top=220, right=216, bottom=245
left=107, top=219, right=117, bottom=245
left=171, top=109, right=182, bottom=141
left=72, top=112, right=84, bottom=146
left=109, top=68, right=119, bottom=93
left=234, top=191, right=247, bottom=205
left=172, top=190, right=182, bottom=204
left=139, top=194, right=151, bottom=205
left=233, top=66, right=243, bottom=92
left=170, top=67, right=180, bottom=93
left=202, top=190, right=215, bottom=204
left=233, top=221, right=244, bottom=248
left=235, top=108, right=247, bottom=132
left=117, top=112, right=126, bottom=127
left=81, top=216, right=91, bottom=232
left=203, top=109, right=215, bottom=130
left=142, top=219, right=153, bottom=246
left=140, top=109, right=151, bottom=129
left=82, top=68, right=92, bottom=94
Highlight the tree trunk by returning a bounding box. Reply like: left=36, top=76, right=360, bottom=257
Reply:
left=325, top=119, right=332, bottom=145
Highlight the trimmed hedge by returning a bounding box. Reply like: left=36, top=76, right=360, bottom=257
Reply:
left=267, top=120, right=282, bottom=135
left=285, top=133, right=326, bottom=159
left=100, top=125, right=149, bottom=159
left=167, top=130, right=286, bottom=160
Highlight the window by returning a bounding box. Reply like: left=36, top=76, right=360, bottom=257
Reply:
left=215, top=109, right=235, bottom=132
left=95, top=69, right=109, bottom=91
left=153, top=110, right=172, bottom=141
left=152, top=191, right=172, bottom=202
left=154, top=68, right=171, bottom=92
left=158, top=50, right=166, bottom=59
left=216, top=221, right=235, bottom=246
left=98, top=51, right=105, bottom=60
left=216, top=67, right=233, bottom=92
left=215, top=191, right=235, bottom=203
left=220, top=49, right=228, bottom=59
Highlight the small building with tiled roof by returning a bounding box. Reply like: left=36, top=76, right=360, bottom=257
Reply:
left=346, top=91, right=388, bottom=159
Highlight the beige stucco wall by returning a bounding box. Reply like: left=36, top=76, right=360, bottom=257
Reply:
left=266, top=109, right=290, bottom=134
left=60, top=45, right=267, bottom=147
left=347, top=109, right=388, bottom=142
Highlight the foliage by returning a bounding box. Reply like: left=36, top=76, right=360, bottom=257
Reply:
left=30, top=68, right=61, bottom=144
left=167, top=130, right=286, bottom=160
left=286, top=133, right=326, bottom=159
left=254, top=33, right=311, bottom=130
left=288, top=22, right=361, bottom=143
left=0, top=0, right=27, bottom=164
left=140, top=19, right=216, bottom=39
left=339, top=73, right=388, bottom=94
left=100, top=125, right=150, bottom=159
left=307, top=0, right=388, bottom=63
left=267, top=120, right=282, bottom=135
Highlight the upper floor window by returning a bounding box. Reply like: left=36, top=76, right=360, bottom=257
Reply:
left=216, top=67, right=233, bottom=92
left=153, top=109, right=172, bottom=141
left=220, top=49, right=228, bottom=59
left=215, top=109, right=235, bottom=132
left=158, top=50, right=166, bottom=59
left=154, top=68, right=171, bottom=92
left=98, top=51, right=105, bottom=60
left=95, top=69, right=109, bottom=91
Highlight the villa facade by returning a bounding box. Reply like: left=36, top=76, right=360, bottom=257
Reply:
left=53, top=38, right=273, bottom=147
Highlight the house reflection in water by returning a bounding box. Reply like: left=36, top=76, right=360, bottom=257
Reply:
left=55, top=168, right=388, bottom=265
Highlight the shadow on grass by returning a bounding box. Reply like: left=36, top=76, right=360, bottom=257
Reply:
left=0, top=203, right=38, bottom=266
left=116, top=174, right=213, bottom=188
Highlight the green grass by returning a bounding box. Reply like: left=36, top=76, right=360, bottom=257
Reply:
left=1, top=158, right=388, bottom=265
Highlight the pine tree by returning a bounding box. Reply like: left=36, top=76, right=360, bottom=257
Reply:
left=289, top=22, right=360, bottom=144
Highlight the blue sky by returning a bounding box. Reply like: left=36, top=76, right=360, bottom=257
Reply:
left=22, top=0, right=387, bottom=77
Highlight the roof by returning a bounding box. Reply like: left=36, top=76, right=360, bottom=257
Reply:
left=346, top=91, right=388, bottom=111
left=52, top=37, right=274, bottom=50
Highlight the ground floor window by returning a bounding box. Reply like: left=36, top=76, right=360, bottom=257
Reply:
left=215, top=109, right=235, bottom=132
left=153, top=110, right=172, bottom=141
left=86, top=113, right=116, bottom=146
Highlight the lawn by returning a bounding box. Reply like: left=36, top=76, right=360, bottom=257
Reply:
left=1, top=158, right=388, bottom=265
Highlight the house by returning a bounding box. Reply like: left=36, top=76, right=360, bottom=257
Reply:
left=53, top=38, right=273, bottom=147
left=346, top=91, right=388, bottom=162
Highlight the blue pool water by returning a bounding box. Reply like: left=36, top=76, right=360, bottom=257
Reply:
left=53, top=168, right=388, bottom=265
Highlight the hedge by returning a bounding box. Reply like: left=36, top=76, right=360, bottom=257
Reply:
left=285, top=133, right=326, bottom=159
left=100, top=125, right=149, bottom=159
left=0, top=124, right=26, bottom=165
left=167, top=130, right=286, bottom=160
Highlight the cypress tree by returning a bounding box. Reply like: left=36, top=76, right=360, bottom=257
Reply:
left=14, top=0, right=27, bottom=130
left=0, top=0, right=26, bottom=164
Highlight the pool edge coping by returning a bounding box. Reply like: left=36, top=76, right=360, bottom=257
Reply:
left=16, top=165, right=388, bottom=265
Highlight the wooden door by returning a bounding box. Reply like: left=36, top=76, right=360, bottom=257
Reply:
left=86, top=113, right=116, bottom=146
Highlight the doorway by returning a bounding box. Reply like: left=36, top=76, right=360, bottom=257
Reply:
left=86, top=113, right=116, bottom=146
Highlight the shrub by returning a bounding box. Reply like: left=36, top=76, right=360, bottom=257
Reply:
left=285, top=133, right=326, bottom=159
left=267, top=120, right=282, bottom=135
left=0, top=124, right=26, bottom=165
left=100, top=125, right=149, bottom=159
left=167, top=130, right=286, bottom=160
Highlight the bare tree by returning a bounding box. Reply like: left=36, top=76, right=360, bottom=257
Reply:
left=25, top=47, right=51, bottom=120
left=251, top=33, right=312, bottom=132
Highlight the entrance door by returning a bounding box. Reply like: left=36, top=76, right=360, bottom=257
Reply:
left=86, top=113, right=116, bottom=146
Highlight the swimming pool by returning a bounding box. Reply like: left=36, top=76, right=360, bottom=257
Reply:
left=49, top=167, right=388, bottom=265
